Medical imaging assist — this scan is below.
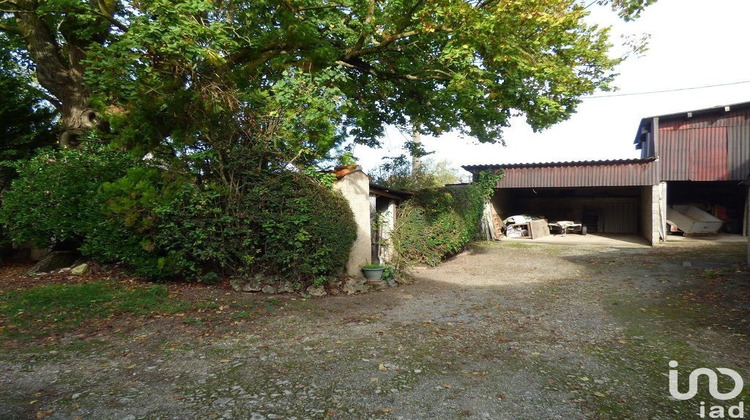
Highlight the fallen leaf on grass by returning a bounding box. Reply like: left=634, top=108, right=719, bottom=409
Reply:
left=36, top=411, right=54, bottom=419
left=378, top=363, right=387, bottom=371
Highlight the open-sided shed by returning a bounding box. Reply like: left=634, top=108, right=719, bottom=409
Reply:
left=464, top=101, right=750, bottom=245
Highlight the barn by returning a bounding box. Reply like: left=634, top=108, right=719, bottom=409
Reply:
left=463, top=102, right=750, bottom=245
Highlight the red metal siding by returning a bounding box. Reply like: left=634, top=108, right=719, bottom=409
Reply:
left=494, top=161, right=658, bottom=188
left=658, top=127, right=729, bottom=181
left=689, top=128, right=728, bottom=181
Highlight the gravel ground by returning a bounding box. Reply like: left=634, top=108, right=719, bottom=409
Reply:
left=2, top=239, right=750, bottom=419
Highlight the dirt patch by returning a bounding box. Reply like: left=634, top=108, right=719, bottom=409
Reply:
left=2, top=240, right=750, bottom=419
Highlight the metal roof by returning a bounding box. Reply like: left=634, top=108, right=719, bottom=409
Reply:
left=369, top=183, right=413, bottom=200
left=462, top=158, right=659, bottom=188
left=463, top=158, right=655, bottom=172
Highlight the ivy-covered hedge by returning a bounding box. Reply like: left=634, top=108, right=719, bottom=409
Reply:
left=390, top=171, right=501, bottom=268
left=1, top=146, right=356, bottom=284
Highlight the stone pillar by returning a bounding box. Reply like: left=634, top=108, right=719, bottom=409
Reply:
left=333, top=170, right=371, bottom=276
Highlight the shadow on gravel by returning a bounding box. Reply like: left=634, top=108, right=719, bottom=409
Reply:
left=3, top=241, right=750, bottom=420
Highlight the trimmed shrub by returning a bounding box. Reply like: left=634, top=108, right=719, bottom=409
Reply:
left=247, top=171, right=357, bottom=283
left=2, top=146, right=356, bottom=284
left=91, top=170, right=356, bottom=282
left=82, top=166, right=184, bottom=279
left=0, top=145, right=136, bottom=249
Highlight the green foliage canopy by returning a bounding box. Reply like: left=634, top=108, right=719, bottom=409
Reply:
left=1, top=0, right=656, bottom=161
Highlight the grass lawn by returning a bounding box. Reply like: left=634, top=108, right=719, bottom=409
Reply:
left=0, top=280, right=189, bottom=339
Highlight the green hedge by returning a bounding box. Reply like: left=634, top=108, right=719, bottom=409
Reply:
left=247, top=171, right=356, bottom=282
left=0, top=145, right=136, bottom=249
left=1, top=147, right=357, bottom=284
left=91, top=170, right=357, bottom=283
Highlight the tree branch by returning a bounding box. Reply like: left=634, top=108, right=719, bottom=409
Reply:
left=96, top=11, right=128, bottom=32
left=336, top=58, right=448, bottom=81
left=28, top=85, right=62, bottom=109
left=347, top=0, right=376, bottom=56
left=297, top=4, right=347, bottom=12
left=0, top=22, right=23, bottom=35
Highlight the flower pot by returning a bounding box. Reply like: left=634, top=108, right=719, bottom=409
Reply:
left=362, top=267, right=385, bottom=281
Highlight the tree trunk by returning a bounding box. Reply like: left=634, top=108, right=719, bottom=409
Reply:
left=411, top=125, right=422, bottom=175
left=14, top=8, right=101, bottom=148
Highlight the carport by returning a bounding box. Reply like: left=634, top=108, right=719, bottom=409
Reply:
left=494, top=186, right=641, bottom=234
left=464, top=158, right=663, bottom=244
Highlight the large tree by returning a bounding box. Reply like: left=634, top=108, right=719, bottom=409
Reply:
left=0, top=0, right=655, bottom=158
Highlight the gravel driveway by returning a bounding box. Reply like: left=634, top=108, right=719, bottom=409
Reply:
left=2, top=239, right=749, bottom=419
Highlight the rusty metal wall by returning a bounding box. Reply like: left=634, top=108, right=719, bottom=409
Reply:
left=656, top=107, right=749, bottom=181
left=658, top=126, right=734, bottom=181
left=488, top=161, right=659, bottom=188
left=657, top=130, right=689, bottom=181
left=728, top=125, right=750, bottom=179
left=688, top=127, right=728, bottom=181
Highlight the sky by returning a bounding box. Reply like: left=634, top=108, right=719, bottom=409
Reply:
left=352, top=0, right=750, bottom=179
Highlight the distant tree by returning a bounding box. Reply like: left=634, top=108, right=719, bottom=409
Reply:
left=373, top=156, right=460, bottom=191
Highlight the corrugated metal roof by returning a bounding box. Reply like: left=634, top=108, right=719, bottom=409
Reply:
left=645, top=101, right=750, bottom=125
left=462, top=158, right=658, bottom=188
left=369, top=183, right=413, bottom=200
left=463, top=158, right=655, bottom=171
